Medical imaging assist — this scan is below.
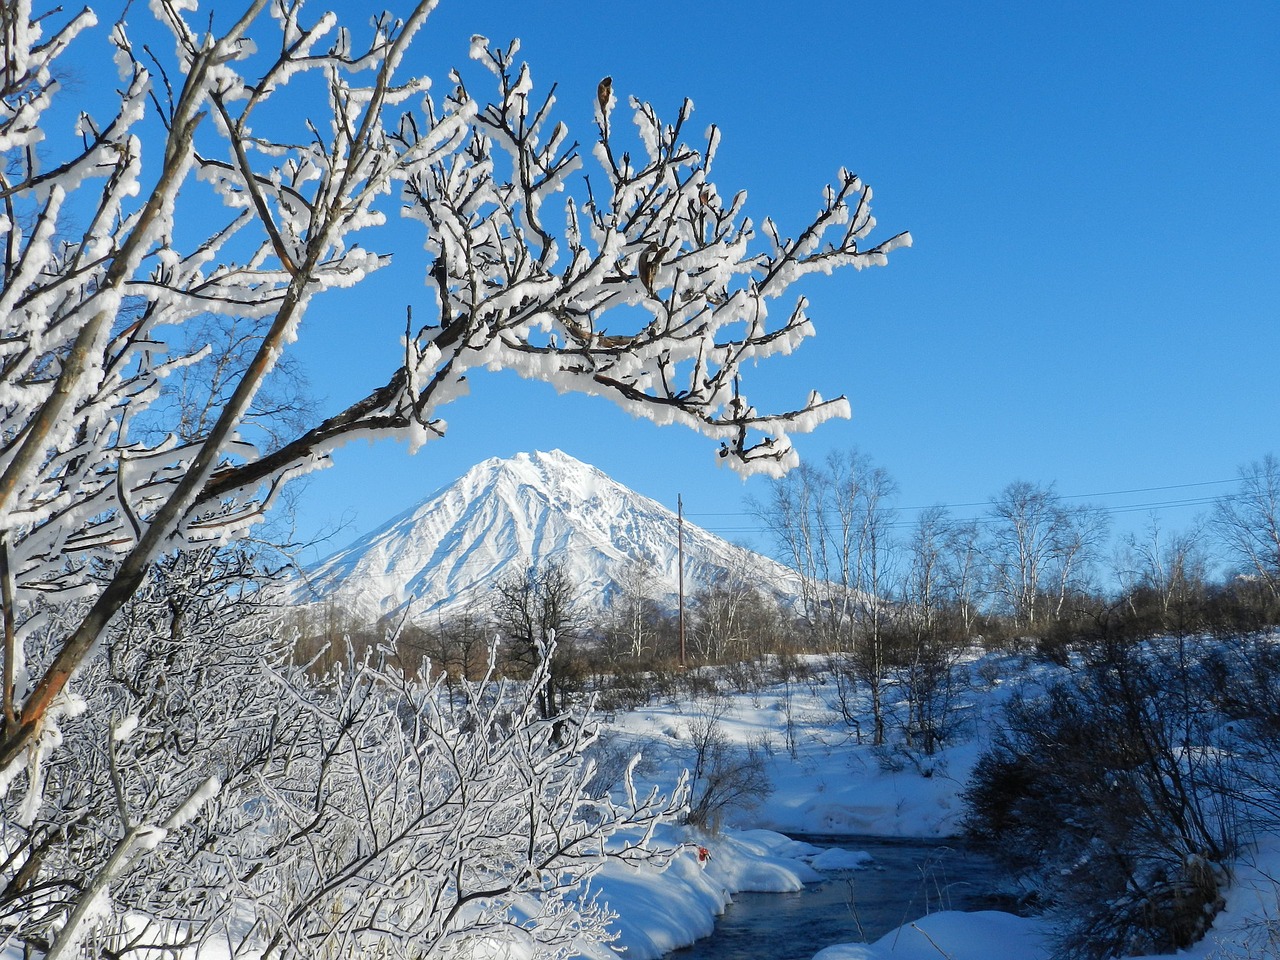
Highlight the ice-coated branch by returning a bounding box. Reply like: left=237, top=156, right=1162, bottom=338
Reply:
left=0, top=5, right=907, bottom=776
left=393, top=42, right=909, bottom=481
left=214, top=636, right=683, bottom=960
left=0, top=0, right=455, bottom=771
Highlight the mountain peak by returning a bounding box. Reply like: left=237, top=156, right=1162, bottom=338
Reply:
left=296, top=451, right=796, bottom=623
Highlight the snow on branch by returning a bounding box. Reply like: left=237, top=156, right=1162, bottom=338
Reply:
left=0, top=1, right=469, bottom=769
left=220, top=636, right=684, bottom=959
left=390, top=41, right=909, bottom=480
left=0, top=3, right=908, bottom=773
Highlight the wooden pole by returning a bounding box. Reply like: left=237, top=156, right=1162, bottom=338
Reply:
left=678, top=494, right=686, bottom=669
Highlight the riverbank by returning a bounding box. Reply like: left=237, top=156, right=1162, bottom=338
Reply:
left=581, top=828, right=996, bottom=960
left=581, top=658, right=1006, bottom=959
left=589, top=653, right=1280, bottom=960
left=580, top=829, right=823, bottom=960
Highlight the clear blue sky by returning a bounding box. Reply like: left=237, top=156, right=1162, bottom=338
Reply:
left=263, top=1, right=1279, bottom=561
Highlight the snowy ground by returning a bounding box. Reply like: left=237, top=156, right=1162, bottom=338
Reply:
left=587, top=653, right=1280, bottom=960
left=21, top=651, right=1278, bottom=960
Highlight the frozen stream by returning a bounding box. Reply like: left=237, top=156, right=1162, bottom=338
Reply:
left=666, top=835, right=1016, bottom=960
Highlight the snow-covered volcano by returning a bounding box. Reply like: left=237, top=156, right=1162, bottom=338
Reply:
left=294, top=450, right=800, bottom=623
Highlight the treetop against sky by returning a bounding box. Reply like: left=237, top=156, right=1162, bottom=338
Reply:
left=290, top=1, right=1278, bottom=560
left=48, top=1, right=1280, bottom=561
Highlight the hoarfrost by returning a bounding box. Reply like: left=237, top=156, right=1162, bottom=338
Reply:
left=163, top=776, right=222, bottom=832
left=0, top=0, right=907, bottom=895
left=112, top=715, right=140, bottom=743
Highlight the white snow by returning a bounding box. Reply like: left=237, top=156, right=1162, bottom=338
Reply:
left=162, top=776, right=222, bottom=832
left=580, top=670, right=979, bottom=958
left=585, top=827, right=820, bottom=959
left=582, top=653, right=1280, bottom=960
left=292, top=449, right=803, bottom=620
left=811, top=911, right=1048, bottom=960
left=111, top=715, right=140, bottom=742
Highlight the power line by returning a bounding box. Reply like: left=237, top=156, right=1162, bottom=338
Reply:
left=694, top=492, right=1236, bottom=541
left=685, top=476, right=1239, bottom=521
left=1056, top=478, right=1238, bottom=501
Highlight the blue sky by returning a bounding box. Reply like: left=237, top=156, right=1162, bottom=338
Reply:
left=241, top=2, right=1279, bottom=560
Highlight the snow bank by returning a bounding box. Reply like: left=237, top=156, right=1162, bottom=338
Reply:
left=589, top=826, right=823, bottom=960
left=752, top=742, right=977, bottom=839
left=811, top=911, right=1050, bottom=960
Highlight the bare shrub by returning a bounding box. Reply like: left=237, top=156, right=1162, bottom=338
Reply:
left=681, top=698, right=772, bottom=833
left=964, top=637, right=1245, bottom=959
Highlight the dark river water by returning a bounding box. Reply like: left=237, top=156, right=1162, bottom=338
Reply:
left=666, top=834, right=1016, bottom=960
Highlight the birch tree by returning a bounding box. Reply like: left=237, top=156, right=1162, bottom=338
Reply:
left=755, top=449, right=899, bottom=743
left=1116, top=516, right=1209, bottom=633
left=1214, top=454, right=1280, bottom=601
left=897, top=505, right=965, bottom=755
left=983, top=481, right=1108, bottom=630
left=0, top=0, right=908, bottom=775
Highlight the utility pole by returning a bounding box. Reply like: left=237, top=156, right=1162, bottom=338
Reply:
left=677, top=494, right=686, bottom=669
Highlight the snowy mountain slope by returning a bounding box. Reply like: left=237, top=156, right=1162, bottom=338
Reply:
left=293, top=449, right=801, bottom=622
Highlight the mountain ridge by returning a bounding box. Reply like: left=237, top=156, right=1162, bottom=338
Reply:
left=295, top=449, right=799, bottom=623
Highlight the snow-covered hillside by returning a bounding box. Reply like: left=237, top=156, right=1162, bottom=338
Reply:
left=294, top=449, right=801, bottom=622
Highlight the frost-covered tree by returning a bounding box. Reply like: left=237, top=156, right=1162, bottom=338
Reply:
left=219, top=642, right=683, bottom=960
left=5, top=558, right=683, bottom=958
left=1, top=550, right=292, bottom=957
left=0, top=0, right=908, bottom=772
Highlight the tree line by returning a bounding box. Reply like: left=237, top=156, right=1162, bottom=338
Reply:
left=759, top=448, right=1279, bottom=650
left=298, top=450, right=1280, bottom=748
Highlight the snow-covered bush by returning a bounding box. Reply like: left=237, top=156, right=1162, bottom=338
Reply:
left=2, top=556, right=685, bottom=958
left=963, top=636, right=1253, bottom=959
left=216, top=640, right=684, bottom=960
left=0, top=550, right=299, bottom=955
